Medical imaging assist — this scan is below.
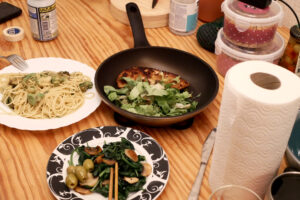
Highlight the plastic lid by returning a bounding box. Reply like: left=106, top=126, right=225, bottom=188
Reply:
left=222, top=0, right=283, bottom=25
left=215, top=28, right=285, bottom=61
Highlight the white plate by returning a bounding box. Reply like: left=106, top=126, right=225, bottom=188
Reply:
left=46, top=126, right=170, bottom=200
left=0, top=57, right=101, bottom=130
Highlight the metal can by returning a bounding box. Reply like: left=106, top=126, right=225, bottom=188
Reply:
left=27, top=0, right=58, bottom=41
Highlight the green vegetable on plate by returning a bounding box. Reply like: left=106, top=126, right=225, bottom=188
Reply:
left=65, top=138, right=152, bottom=200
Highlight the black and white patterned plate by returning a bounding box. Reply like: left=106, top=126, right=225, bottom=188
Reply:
left=46, top=126, right=170, bottom=200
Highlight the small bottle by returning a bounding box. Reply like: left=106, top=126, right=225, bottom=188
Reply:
left=27, top=0, right=58, bottom=41
left=169, top=0, right=199, bottom=36
left=197, top=0, right=224, bottom=22
left=279, top=25, right=300, bottom=77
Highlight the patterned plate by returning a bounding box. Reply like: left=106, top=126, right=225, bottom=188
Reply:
left=46, top=126, right=170, bottom=200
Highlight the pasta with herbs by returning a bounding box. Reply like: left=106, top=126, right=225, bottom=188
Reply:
left=0, top=71, right=93, bottom=119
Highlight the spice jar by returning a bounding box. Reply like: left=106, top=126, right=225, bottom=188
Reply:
left=279, top=25, right=300, bottom=76
left=169, top=0, right=199, bottom=35
left=27, top=0, right=58, bottom=41
left=198, top=0, right=224, bottom=22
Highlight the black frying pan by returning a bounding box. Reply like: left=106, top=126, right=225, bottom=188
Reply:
left=94, top=3, right=219, bottom=127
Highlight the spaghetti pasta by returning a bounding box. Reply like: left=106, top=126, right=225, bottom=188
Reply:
left=0, top=71, right=93, bottom=119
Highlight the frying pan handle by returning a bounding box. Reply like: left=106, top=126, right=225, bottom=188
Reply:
left=126, top=3, right=150, bottom=48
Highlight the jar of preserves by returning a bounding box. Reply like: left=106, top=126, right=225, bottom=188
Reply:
left=279, top=25, right=300, bottom=76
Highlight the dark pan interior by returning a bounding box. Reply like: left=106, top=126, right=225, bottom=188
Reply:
left=95, top=46, right=219, bottom=117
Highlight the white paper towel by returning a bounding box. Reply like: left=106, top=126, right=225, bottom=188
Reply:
left=209, top=61, right=300, bottom=199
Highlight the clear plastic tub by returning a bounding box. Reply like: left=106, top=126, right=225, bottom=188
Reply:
left=222, top=0, right=283, bottom=48
left=215, top=28, right=285, bottom=77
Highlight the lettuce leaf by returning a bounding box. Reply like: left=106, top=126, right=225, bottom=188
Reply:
left=104, top=77, right=198, bottom=117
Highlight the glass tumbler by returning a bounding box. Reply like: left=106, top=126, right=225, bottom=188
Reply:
left=208, top=185, right=262, bottom=200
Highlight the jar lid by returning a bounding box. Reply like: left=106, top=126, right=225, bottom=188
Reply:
left=290, top=25, right=300, bottom=40
left=215, top=28, right=285, bottom=61
left=222, top=0, right=283, bottom=25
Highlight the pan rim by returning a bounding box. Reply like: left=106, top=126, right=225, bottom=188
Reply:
left=95, top=46, right=219, bottom=121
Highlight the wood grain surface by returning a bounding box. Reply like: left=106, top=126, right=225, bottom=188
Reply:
left=0, top=0, right=289, bottom=199
left=110, top=0, right=169, bottom=28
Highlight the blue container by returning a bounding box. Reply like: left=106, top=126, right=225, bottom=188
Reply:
left=286, top=110, right=300, bottom=170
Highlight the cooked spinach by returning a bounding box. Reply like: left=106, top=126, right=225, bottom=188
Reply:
left=69, top=138, right=149, bottom=199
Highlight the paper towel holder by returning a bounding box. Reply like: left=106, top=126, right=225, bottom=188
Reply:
left=250, top=72, right=281, bottom=90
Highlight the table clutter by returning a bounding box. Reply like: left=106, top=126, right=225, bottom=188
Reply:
left=2, top=26, right=24, bottom=42
left=0, top=53, right=28, bottom=71
left=0, top=0, right=299, bottom=200
left=27, top=0, right=58, bottom=41
left=285, top=110, right=300, bottom=171
left=95, top=3, right=219, bottom=127
left=222, top=0, right=283, bottom=48
left=196, top=17, right=224, bottom=53
left=0, top=2, right=22, bottom=24
left=47, top=126, right=169, bottom=200
left=110, top=0, right=169, bottom=28
left=169, top=0, right=199, bottom=35
left=197, top=0, right=224, bottom=23
left=208, top=185, right=262, bottom=200
left=215, top=28, right=285, bottom=76
left=239, top=0, right=272, bottom=9
left=214, top=0, right=285, bottom=77
left=188, top=128, right=216, bottom=200
left=279, top=25, right=300, bottom=75
left=209, top=60, right=300, bottom=199
left=265, top=171, right=300, bottom=200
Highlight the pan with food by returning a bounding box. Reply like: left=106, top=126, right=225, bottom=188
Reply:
left=94, top=3, right=219, bottom=126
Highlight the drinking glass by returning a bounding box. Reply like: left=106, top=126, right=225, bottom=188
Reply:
left=208, top=185, right=262, bottom=200
left=264, top=171, right=300, bottom=200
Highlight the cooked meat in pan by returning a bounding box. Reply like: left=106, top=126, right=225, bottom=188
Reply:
left=116, top=66, right=189, bottom=90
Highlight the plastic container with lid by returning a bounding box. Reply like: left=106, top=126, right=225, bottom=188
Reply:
left=222, top=0, right=283, bottom=48
left=215, top=28, right=285, bottom=77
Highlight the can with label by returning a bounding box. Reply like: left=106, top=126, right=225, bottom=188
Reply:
left=27, top=0, right=58, bottom=41
left=169, top=0, right=199, bottom=36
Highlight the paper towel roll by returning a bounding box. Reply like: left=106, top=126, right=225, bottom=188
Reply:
left=209, top=61, right=300, bottom=199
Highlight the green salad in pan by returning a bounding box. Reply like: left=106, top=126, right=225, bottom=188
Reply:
left=65, top=138, right=152, bottom=200
left=104, top=77, right=199, bottom=117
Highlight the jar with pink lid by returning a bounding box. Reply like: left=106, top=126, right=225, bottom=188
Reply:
left=215, top=28, right=285, bottom=77
left=222, top=0, right=283, bottom=48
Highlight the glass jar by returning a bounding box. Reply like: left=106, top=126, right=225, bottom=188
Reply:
left=169, top=0, right=199, bottom=35
left=198, top=0, right=224, bottom=22
left=279, top=25, right=300, bottom=76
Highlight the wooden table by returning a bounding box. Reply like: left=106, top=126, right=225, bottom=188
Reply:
left=0, top=0, right=289, bottom=199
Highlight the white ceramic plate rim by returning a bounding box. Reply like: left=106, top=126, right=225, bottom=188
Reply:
left=0, top=57, right=101, bottom=130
